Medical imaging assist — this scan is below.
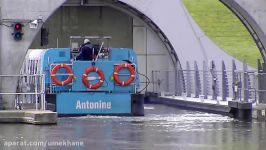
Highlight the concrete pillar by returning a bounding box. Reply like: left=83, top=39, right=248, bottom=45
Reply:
left=0, top=0, right=66, bottom=109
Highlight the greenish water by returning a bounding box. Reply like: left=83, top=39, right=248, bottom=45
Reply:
left=183, top=0, right=261, bottom=68
left=0, top=104, right=266, bottom=150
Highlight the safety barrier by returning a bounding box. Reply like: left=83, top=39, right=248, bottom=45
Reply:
left=0, top=74, right=46, bottom=110
left=151, top=60, right=266, bottom=104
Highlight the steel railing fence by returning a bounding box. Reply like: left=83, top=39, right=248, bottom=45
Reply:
left=151, top=69, right=266, bottom=104
left=0, top=74, right=46, bottom=110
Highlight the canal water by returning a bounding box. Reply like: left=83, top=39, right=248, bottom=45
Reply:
left=0, top=104, right=266, bottom=150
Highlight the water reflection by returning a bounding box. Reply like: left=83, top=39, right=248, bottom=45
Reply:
left=0, top=104, right=265, bottom=150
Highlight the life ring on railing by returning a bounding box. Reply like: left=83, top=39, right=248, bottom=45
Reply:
left=113, top=63, right=136, bottom=86
left=51, top=64, right=74, bottom=86
left=82, top=66, right=105, bottom=89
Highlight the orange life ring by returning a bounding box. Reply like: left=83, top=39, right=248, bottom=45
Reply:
left=51, top=64, right=74, bottom=86
left=82, top=66, right=105, bottom=89
left=113, top=63, right=136, bottom=86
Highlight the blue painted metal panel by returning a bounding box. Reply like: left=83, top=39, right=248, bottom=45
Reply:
left=110, top=48, right=130, bottom=61
left=40, top=48, right=141, bottom=115
left=109, top=48, right=139, bottom=64
left=41, top=48, right=71, bottom=85
left=40, top=48, right=139, bottom=93
left=56, top=92, right=131, bottom=114
left=72, top=61, right=138, bottom=93
left=110, top=48, right=140, bottom=92
left=113, top=65, right=138, bottom=93
left=72, top=61, right=115, bottom=92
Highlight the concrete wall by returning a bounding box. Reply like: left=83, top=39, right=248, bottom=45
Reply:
left=133, top=19, right=175, bottom=92
left=1, top=0, right=266, bottom=109
left=30, top=6, right=175, bottom=93
left=0, top=0, right=177, bottom=109
left=0, top=0, right=66, bottom=109
left=31, top=6, right=133, bottom=48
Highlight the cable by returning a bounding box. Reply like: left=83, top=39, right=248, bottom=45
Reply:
left=137, top=71, right=150, bottom=93
left=120, top=60, right=150, bottom=93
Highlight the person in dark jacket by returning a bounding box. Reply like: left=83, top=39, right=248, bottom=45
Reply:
left=76, top=39, right=96, bottom=61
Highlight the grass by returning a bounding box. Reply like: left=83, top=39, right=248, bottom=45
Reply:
left=183, top=0, right=261, bottom=68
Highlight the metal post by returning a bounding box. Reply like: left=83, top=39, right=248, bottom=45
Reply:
left=175, top=66, right=181, bottom=96
left=152, top=71, right=155, bottom=93
left=41, top=74, right=46, bottom=110
left=178, top=69, right=186, bottom=95
left=222, top=61, right=228, bottom=101
left=238, top=72, right=242, bottom=101
left=186, top=61, right=191, bottom=97
left=155, top=71, right=158, bottom=93
left=166, top=71, right=169, bottom=92
left=49, top=62, right=53, bottom=94
left=35, top=75, right=38, bottom=110
left=203, top=61, right=208, bottom=99
left=181, top=70, right=186, bottom=94
left=257, top=59, right=264, bottom=104
left=210, top=61, right=218, bottom=100
left=40, top=74, right=43, bottom=110
left=176, top=69, right=180, bottom=96
left=175, top=69, right=183, bottom=96
left=243, top=61, right=249, bottom=102
left=232, top=60, right=237, bottom=101
left=194, top=61, right=200, bottom=98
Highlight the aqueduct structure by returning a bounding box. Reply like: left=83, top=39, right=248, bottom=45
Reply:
left=0, top=0, right=266, bottom=109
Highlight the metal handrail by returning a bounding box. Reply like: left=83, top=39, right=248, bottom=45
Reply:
left=152, top=69, right=266, bottom=104
left=0, top=74, right=46, bottom=110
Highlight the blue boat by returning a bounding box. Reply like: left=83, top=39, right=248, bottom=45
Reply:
left=21, top=36, right=144, bottom=116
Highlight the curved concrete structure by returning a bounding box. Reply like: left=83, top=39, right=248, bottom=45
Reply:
left=0, top=0, right=265, bottom=109
left=0, top=0, right=66, bottom=109
left=220, top=0, right=266, bottom=60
